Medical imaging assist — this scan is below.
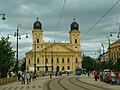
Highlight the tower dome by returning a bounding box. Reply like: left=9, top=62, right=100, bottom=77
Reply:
left=71, top=18, right=79, bottom=30
left=33, top=17, right=42, bottom=30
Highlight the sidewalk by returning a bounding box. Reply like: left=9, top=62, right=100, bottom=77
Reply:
left=79, top=74, right=120, bottom=90
left=0, top=75, right=120, bottom=90
left=0, top=77, right=50, bottom=90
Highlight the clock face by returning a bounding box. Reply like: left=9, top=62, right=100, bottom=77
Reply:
left=36, top=23, right=40, bottom=27
left=74, top=24, right=77, bottom=27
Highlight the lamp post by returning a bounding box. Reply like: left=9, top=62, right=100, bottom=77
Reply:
left=7, top=24, right=28, bottom=74
left=110, top=27, right=120, bottom=39
left=110, top=27, right=120, bottom=60
left=101, top=43, right=105, bottom=54
left=34, top=42, right=36, bottom=74
left=51, top=50, right=53, bottom=73
left=0, top=13, right=6, bottom=20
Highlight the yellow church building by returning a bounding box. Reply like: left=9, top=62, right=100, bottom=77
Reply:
left=25, top=18, right=82, bottom=73
left=108, top=39, right=120, bottom=60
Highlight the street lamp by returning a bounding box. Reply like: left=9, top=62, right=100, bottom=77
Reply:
left=110, top=27, right=120, bottom=60
left=101, top=43, right=105, bottom=54
left=34, top=42, right=36, bottom=75
left=0, top=13, right=6, bottom=20
left=51, top=50, right=53, bottom=73
left=7, top=24, right=28, bottom=74
left=110, top=27, right=120, bottom=39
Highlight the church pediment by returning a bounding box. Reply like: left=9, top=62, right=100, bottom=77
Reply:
left=41, top=43, right=72, bottom=52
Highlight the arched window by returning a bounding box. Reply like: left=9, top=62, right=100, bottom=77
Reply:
left=29, top=59, right=30, bottom=64
left=37, top=58, right=39, bottom=63
left=67, top=66, right=70, bottom=70
left=37, top=38, right=39, bottom=43
left=57, top=58, right=59, bottom=63
left=62, top=66, right=64, bottom=70
left=46, top=58, right=48, bottom=63
left=75, top=39, right=77, bottom=44
left=62, top=58, right=64, bottom=63
left=51, top=58, right=53, bottom=63
left=67, top=58, right=70, bottom=63
left=76, top=58, right=78, bottom=63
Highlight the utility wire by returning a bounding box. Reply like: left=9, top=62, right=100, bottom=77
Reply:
left=54, top=0, right=66, bottom=37
left=81, top=0, right=120, bottom=38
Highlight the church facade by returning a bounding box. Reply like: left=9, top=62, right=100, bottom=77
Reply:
left=25, top=19, right=82, bottom=73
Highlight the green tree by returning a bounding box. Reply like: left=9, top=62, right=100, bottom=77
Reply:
left=113, top=58, right=120, bottom=71
left=20, top=60, right=26, bottom=72
left=82, top=56, right=96, bottom=71
left=0, top=37, right=15, bottom=78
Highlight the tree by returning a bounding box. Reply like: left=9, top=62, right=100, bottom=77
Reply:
left=0, top=37, right=15, bottom=78
left=113, top=58, right=120, bottom=71
left=20, top=60, right=26, bottom=72
left=82, top=56, right=96, bottom=71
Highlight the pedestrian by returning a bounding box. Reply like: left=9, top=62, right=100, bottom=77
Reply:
left=32, top=73, right=36, bottom=80
left=8, top=71, right=11, bottom=77
left=87, top=70, right=90, bottom=77
left=94, top=70, right=98, bottom=81
left=50, top=72, right=52, bottom=79
left=17, top=72, right=21, bottom=81
left=26, top=71, right=30, bottom=84
left=21, top=72, right=25, bottom=84
left=114, top=70, right=119, bottom=84
left=29, top=72, right=32, bottom=83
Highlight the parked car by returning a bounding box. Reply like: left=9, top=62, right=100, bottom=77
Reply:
left=110, top=72, right=117, bottom=84
left=105, top=71, right=111, bottom=83
left=101, top=69, right=111, bottom=82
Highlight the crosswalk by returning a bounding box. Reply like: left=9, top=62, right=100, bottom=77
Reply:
left=0, top=85, right=42, bottom=90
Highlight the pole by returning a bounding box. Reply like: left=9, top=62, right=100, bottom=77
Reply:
left=34, top=43, right=36, bottom=74
left=51, top=50, right=53, bottom=72
left=108, top=38, right=110, bottom=60
left=16, top=28, right=19, bottom=75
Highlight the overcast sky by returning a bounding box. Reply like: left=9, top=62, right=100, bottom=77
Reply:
left=0, top=0, right=120, bottom=59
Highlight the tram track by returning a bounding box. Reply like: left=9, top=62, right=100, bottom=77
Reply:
left=47, top=77, right=68, bottom=90
left=68, top=76, right=90, bottom=90
left=75, top=76, right=111, bottom=90
left=46, top=76, right=112, bottom=90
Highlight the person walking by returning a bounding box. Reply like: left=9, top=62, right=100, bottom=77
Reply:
left=26, top=71, right=30, bottom=84
left=21, top=72, right=25, bottom=84
left=18, top=72, right=21, bottom=81
left=115, top=70, right=119, bottom=84
left=87, top=70, right=90, bottom=77
left=94, top=70, right=98, bottom=81
left=50, top=72, right=52, bottom=79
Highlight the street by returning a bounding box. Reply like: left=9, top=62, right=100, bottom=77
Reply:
left=0, top=74, right=120, bottom=90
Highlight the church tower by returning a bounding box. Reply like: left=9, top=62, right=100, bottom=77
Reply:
left=69, top=18, right=81, bottom=51
left=32, top=18, right=43, bottom=51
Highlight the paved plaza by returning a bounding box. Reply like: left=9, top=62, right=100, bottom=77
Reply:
left=0, top=74, right=120, bottom=90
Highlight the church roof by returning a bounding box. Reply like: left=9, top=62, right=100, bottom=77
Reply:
left=71, top=18, right=79, bottom=30
left=33, top=17, right=42, bottom=30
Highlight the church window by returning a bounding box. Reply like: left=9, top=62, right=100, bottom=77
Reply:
left=37, top=58, right=39, bottom=63
left=37, top=38, right=39, bottom=43
left=62, top=66, right=64, bottom=70
left=57, top=58, right=59, bottom=63
left=46, top=58, right=48, bottom=63
left=67, top=58, right=70, bottom=63
left=37, top=67, right=39, bottom=71
left=29, top=59, right=30, bottom=64
left=62, top=58, right=64, bottom=63
left=75, top=39, right=77, bottom=44
left=51, top=58, right=53, bottom=63
left=76, top=58, right=78, bottom=63
left=67, top=66, right=70, bottom=70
